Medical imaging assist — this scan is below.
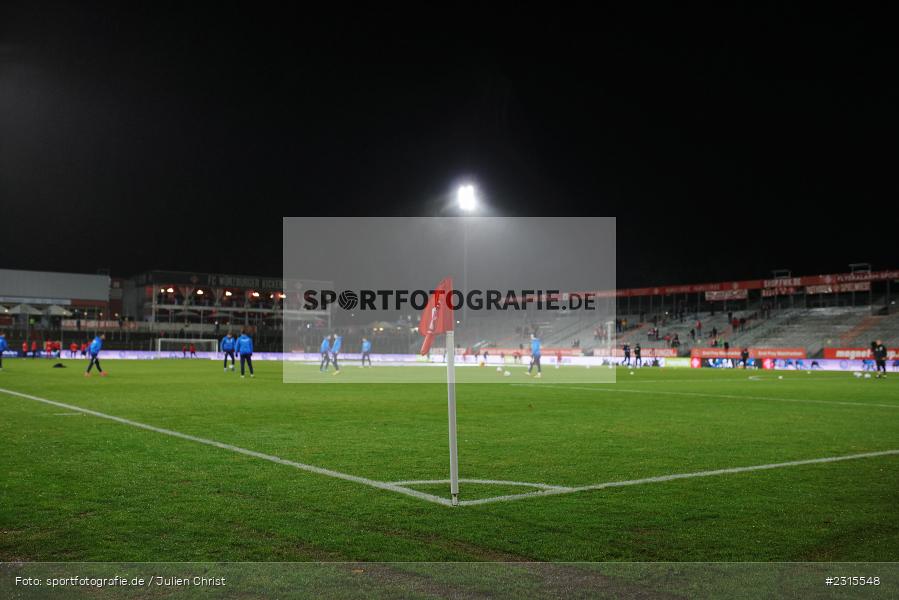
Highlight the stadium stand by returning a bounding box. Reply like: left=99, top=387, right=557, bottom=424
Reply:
left=1, top=268, right=897, bottom=356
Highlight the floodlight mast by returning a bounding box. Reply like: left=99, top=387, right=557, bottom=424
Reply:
left=455, top=183, right=478, bottom=330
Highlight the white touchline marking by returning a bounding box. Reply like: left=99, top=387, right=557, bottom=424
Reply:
left=511, top=384, right=899, bottom=409
left=456, top=449, right=899, bottom=506
left=0, top=387, right=452, bottom=507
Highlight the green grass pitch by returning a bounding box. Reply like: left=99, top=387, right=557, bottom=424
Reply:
left=1, top=359, right=898, bottom=563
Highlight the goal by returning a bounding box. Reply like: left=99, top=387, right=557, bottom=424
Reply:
left=155, top=338, right=220, bottom=358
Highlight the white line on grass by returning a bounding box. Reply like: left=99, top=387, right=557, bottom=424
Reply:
left=0, top=387, right=452, bottom=507
left=390, top=478, right=573, bottom=491
left=455, top=449, right=899, bottom=506
left=511, top=384, right=899, bottom=410
left=5, top=387, right=898, bottom=508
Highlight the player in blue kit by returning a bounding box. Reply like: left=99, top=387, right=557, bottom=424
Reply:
left=235, top=329, right=254, bottom=378
left=319, top=336, right=331, bottom=371
left=84, top=334, right=106, bottom=377
left=360, top=337, right=372, bottom=367
left=220, top=332, right=236, bottom=372
left=527, top=334, right=542, bottom=378
left=0, top=332, right=8, bottom=371
left=331, top=334, right=342, bottom=375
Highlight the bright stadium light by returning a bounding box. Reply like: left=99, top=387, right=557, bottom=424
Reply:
left=457, top=184, right=477, bottom=212
left=166, top=287, right=174, bottom=293
left=196, top=289, right=204, bottom=295
left=224, top=291, right=233, bottom=297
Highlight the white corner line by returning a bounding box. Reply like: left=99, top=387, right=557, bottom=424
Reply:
left=0, top=387, right=452, bottom=508
left=390, top=478, right=573, bottom=491
left=456, top=449, right=899, bottom=506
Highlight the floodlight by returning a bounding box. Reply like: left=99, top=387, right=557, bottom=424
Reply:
left=457, top=184, right=477, bottom=212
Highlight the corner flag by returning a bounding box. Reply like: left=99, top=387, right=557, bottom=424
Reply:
left=418, top=276, right=454, bottom=355
left=417, top=276, right=460, bottom=505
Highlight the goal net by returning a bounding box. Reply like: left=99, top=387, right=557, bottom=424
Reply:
left=155, top=338, right=220, bottom=358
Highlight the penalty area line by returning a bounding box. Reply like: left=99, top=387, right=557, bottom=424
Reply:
left=0, top=387, right=452, bottom=507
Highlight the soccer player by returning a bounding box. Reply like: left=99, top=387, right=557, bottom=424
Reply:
left=555, top=350, right=563, bottom=368
left=873, top=339, right=888, bottom=378
left=741, top=347, right=750, bottom=369
left=0, top=333, right=8, bottom=371
left=69, top=341, right=78, bottom=358
left=80, top=341, right=88, bottom=358
left=31, top=340, right=38, bottom=359
left=189, top=343, right=197, bottom=358
left=622, top=343, right=631, bottom=367
left=634, top=343, right=642, bottom=367
left=527, top=334, right=542, bottom=378
left=84, top=334, right=106, bottom=377
left=236, top=329, right=254, bottom=378
left=331, top=334, right=342, bottom=375
left=360, top=337, right=372, bottom=367
left=319, top=335, right=331, bottom=371
left=220, top=332, right=236, bottom=371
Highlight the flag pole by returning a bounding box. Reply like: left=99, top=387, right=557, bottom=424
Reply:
left=445, top=330, right=460, bottom=506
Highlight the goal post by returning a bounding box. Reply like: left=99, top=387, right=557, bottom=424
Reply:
left=155, top=338, right=220, bottom=358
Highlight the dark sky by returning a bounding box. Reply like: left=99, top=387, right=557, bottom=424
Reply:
left=1, top=4, right=896, bottom=288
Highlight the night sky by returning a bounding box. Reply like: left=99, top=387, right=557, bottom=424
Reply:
left=1, top=4, right=895, bottom=288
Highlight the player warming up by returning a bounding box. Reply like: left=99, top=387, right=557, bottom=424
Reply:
left=236, top=329, right=254, bottom=378
left=221, top=332, right=236, bottom=372
left=84, top=334, right=106, bottom=377
left=360, top=337, right=372, bottom=367
left=0, top=332, right=7, bottom=371
left=527, top=334, right=542, bottom=378
left=873, top=339, right=888, bottom=378
left=331, top=334, right=342, bottom=375
left=319, top=335, right=331, bottom=371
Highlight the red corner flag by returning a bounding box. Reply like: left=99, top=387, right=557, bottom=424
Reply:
left=418, top=276, right=454, bottom=355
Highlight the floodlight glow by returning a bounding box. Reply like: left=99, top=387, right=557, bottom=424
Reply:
left=225, top=291, right=233, bottom=297
left=166, top=287, right=174, bottom=293
left=196, top=289, right=204, bottom=295
left=457, top=184, right=477, bottom=211
left=251, top=291, right=260, bottom=298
